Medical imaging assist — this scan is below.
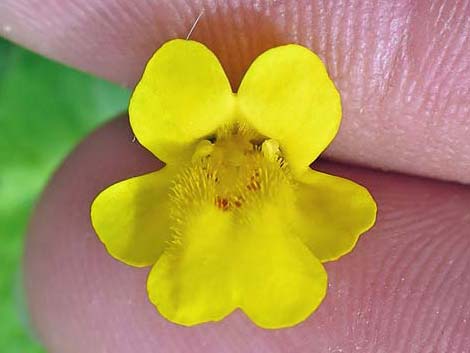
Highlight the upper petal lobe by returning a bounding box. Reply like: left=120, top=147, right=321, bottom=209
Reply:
left=129, top=39, right=234, bottom=163
left=238, top=44, right=341, bottom=175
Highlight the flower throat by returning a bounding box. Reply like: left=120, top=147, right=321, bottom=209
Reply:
left=169, top=124, right=294, bottom=229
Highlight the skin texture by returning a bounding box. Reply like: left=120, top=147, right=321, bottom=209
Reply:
left=1, top=0, right=469, bottom=183
left=26, top=117, right=470, bottom=352
left=0, top=0, right=468, bottom=351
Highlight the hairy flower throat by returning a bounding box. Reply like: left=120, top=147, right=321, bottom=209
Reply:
left=169, top=125, right=295, bottom=237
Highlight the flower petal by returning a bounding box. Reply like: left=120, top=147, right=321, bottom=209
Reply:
left=129, top=39, right=234, bottom=163
left=296, top=170, right=377, bottom=262
left=238, top=44, right=341, bottom=174
left=237, top=200, right=328, bottom=329
left=148, top=185, right=327, bottom=329
left=147, top=204, right=237, bottom=325
left=91, top=167, right=176, bottom=267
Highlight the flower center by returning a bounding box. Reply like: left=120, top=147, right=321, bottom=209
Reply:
left=169, top=124, right=294, bottom=237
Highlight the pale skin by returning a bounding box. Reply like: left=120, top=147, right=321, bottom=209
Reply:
left=1, top=0, right=469, bottom=352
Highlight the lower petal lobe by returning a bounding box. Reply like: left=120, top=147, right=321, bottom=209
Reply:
left=147, top=168, right=328, bottom=328
left=91, top=166, right=176, bottom=267
left=147, top=204, right=238, bottom=325
left=296, top=170, right=377, bottom=262
left=237, top=200, right=328, bottom=329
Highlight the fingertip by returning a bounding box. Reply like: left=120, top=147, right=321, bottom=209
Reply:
left=25, top=116, right=470, bottom=352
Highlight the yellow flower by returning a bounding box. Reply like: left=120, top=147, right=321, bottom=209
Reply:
left=91, top=39, right=376, bottom=329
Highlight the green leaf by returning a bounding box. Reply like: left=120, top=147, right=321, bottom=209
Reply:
left=0, top=37, right=130, bottom=353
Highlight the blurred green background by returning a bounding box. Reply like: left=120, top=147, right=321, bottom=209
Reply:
left=0, top=38, right=130, bottom=352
